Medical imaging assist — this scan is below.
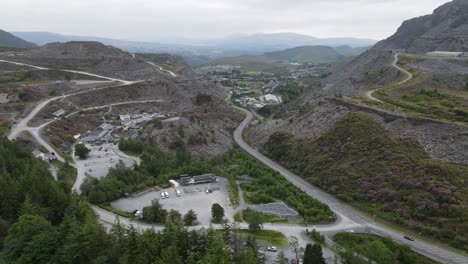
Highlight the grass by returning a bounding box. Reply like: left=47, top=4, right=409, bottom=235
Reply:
left=53, top=160, right=77, bottom=190
left=374, top=87, right=468, bottom=123
left=234, top=212, right=242, bottom=222
left=239, top=229, right=288, bottom=247
left=359, top=56, right=468, bottom=124
left=334, top=233, right=439, bottom=264
left=261, top=112, right=468, bottom=252
left=227, top=177, right=240, bottom=208
left=357, top=207, right=468, bottom=257
left=240, top=208, right=289, bottom=224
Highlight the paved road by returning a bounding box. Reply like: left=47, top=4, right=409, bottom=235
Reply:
left=365, top=53, right=413, bottom=103
left=233, top=108, right=468, bottom=264
left=3, top=58, right=466, bottom=263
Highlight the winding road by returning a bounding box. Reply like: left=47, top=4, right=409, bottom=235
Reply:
left=145, top=61, right=178, bottom=77
left=2, top=58, right=467, bottom=263
left=365, top=53, right=413, bottom=103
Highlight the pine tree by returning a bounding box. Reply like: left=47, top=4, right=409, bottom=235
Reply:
left=183, top=209, right=198, bottom=226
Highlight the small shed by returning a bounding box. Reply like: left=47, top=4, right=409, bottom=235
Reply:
left=169, top=179, right=180, bottom=188
left=52, top=109, right=65, bottom=117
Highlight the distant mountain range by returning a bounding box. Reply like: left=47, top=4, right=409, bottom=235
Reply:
left=0, top=29, right=37, bottom=48
left=209, top=32, right=377, bottom=52
left=11, top=31, right=377, bottom=59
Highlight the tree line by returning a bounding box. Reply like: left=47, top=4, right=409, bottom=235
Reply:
left=0, top=137, right=267, bottom=263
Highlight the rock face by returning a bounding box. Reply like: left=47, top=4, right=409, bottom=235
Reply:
left=248, top=0, right=468, bottom=166
left=373, top=0, right=468, bottom=52
left=322, top=0, right=468, bottom=97
left=0, top=29, right=37, bottom=48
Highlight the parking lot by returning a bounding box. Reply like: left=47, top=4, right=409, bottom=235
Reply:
left=111, top=177, right=233, bottom=225
left=79, top=143, right=136, bottom=178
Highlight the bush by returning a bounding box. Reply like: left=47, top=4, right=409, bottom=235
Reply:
left=142, top=199, right=167, bottom=224
left=74, top=143, right=90, bottom=159
left=310, top=229, right=325, bottom=244
left=211, top=203, right=225, bottom=223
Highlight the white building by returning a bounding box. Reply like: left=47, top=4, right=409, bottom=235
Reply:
left=263, top=94, right=282, bottom=104
left=426, top=51, right=465, bottom=58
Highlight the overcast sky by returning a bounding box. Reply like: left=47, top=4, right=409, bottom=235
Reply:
left=2, top=0, right=450, bottom=43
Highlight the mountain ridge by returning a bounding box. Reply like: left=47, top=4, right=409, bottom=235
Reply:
left=0, top=29, right=37, bottom=48
left=373, top=0, right=468, bottom=52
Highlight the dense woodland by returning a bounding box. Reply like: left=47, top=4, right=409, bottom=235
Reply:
left=0, top=137, right=265, bottom=263
left=262, top=112, right=468, bottom=250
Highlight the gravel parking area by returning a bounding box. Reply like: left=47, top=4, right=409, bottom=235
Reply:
left=111, top=177, right=233, bottom=225
left=80, top=143, right=136, bottom=178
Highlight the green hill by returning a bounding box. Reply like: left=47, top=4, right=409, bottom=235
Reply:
left=209, top=55, right=288, bottom=74
left=264, top=45, right=344, bottom=63
left=205, top=45, right=364, bottom=73
left=0, top=29, right=37, bottom=48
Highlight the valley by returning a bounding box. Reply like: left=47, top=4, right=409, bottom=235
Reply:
left=1, top=1, right=468, bottom=264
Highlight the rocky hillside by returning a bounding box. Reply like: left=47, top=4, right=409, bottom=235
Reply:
left=322, top=0, right=468, bottom=97
left=0, top=41, right=166, bottom=81
left=373, top=0, right=468, bottom=52
left=246, top=2, right=468, bottom=248
left=262, top=113, right=468, bottom=250
left=0, top=29, right=37, bottom=48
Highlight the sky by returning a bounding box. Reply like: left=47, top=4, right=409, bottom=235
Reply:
left=1, top=0, right=451, bottom=43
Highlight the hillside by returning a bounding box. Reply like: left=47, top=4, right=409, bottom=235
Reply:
left=373, top=0, right=468, bottom=52
left=0, top=40, right=242, bottom=156
left=246, top=0, right=468, bottom=251
left=262, top=113, right=468, bottom=250
left=206, top=45, right=359, bottom=73
left=0, top=29, right=36, bottom=48
left=0, top=41, right=166, bottom=81
left=264, top=46, right=344, bottom=63
left=321, top=0, right=468, bottom=98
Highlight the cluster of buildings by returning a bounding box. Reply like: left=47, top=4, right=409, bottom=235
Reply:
left=426, top=51, right=468, bottom=58
left=74, top=113, right=167, bottom=145
left=233, top=93, right=282, bottom=109
left=195, top=65, right=241, bottom=76
left=179, top=174, right=217, bottom=186
left=76, top=122, right=117, bottom=145
left=120, top=113, right=164, bottom=131
left=32, top=150, right=57, bottom=162
left=289, top=63, right=330, bottom=79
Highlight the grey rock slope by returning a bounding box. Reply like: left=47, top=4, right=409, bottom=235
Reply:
left=0, top=29, right=37, bottom=48
left=248, top=0, right=468, bottom=166
left=373, top=0, right=468, bottom=52
left=323, top=0, right=468, bottom=97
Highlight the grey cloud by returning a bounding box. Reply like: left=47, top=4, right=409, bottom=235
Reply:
left=0, top=0, right=451, bottom=42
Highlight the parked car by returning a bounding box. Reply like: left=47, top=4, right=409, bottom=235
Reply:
left=164, top=191, right=170, bottom=198
left=267, top=246, right=277, bottom=252
left=132, top=210, right=142, bottom=217
left=404, top=235, right=415, bottom=241
left=175, top=189, right=181, bottom=197
left=160, top=191, right=165, bottom=199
